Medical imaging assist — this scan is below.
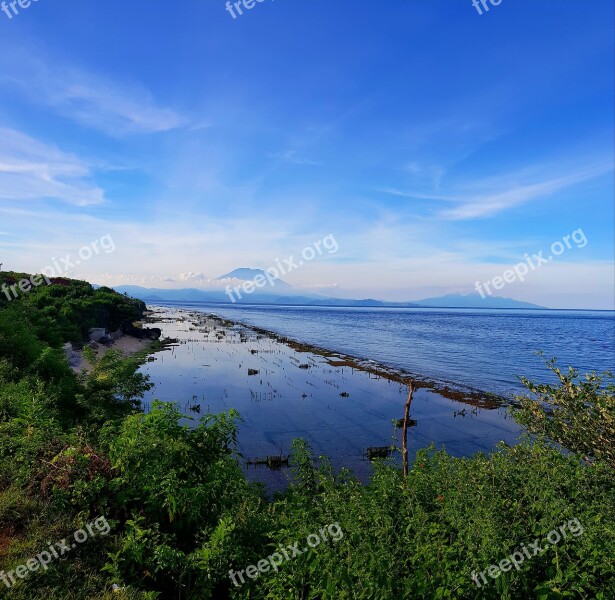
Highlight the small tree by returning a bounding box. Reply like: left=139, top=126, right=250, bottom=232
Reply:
left=514, top=357, right=614, bottom=468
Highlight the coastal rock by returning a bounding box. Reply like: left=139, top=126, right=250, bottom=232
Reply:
left=122, top=323, right=162, bottom=340
left=88, top=328, right=107, bottom=342
left=62, top=342, right=80, bottom=367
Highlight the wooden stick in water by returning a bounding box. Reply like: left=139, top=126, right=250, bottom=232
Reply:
left=402, top=381, right=415, bottom=478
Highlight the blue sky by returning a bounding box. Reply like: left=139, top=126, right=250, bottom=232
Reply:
left=0, top=0, right=613, bottom=308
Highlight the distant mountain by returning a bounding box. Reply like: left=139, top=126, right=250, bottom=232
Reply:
left=112, top=285, right=421, bottom=307
left=414, top=293, right=545, bottom=309
left=216, top=268, right=293, bottom=291
left=114, top=286, right=231, bottom=303
left=111, top=281, right=546, bottom=310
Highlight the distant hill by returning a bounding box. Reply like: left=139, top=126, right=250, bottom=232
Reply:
left=112, top=285, right=421, bottom=307
left=216, top=268, right=293, bottom=290
left=414, top=293, right=545, bottom=309
left=113, top=286, right=228, bottom=303
left=111, top=276, right=546, bottom=309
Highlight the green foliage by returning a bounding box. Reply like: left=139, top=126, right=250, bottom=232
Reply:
left=100, top=402, right=268, bottom=598
left=106, top=402, right=241, bottom=528
left=75, top=350, right=154, bottom=427
left=0, top=273, right=146, bottom=426
left=514, top=357, right=615, bottom=468
left=289, top=438, right=318, bottom=497
left=0, top=486, right=38, bottom=530
left=0, top=274, right=163, bottom=598
left=0, top=274, right=144, bottom=343
left=224, top=439, right=613, bottom=600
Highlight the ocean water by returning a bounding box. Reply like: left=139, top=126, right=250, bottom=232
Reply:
left=162, top=303, right=615, bottom=397
left=139, top=309, right=523, bottom=489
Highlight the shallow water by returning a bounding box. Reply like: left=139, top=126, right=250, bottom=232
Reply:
left=139, top=308, right=521, bottom=490
left=162, top=303, right=615, bottom=397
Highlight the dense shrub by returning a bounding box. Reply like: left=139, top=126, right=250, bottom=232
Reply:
left=514, top=357, right=614, bottom=469
left=244, top=440, right=614, bottom=600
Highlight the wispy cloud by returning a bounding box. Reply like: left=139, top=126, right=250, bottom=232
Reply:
left=268, top=150, right=322, bottom=166
left=382, top=160, right=613, bottom=220
left=0, top=128, right=104, bottom=206
left=404, top=162, right=446, bottom=189
left=53, top=79, right=184, bottom=135
left=298, top=282, right=340, bottom=290
left=440, top=163, right=613, bottom=220
left=1, top=50, right=185, bottom=136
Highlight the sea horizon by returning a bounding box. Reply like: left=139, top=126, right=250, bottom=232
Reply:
left=152, top=301, right=615, bottom=399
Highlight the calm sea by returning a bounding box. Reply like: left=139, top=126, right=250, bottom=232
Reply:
left=163, top=303, right=615, bottom=397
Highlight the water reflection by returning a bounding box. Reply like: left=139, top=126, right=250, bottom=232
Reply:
left=139, top=308, right=521, bottom=490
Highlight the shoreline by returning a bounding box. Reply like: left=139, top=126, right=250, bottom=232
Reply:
left=69, top=334, right=154, bottom=374
left=144, top=305, right=508, bottom=410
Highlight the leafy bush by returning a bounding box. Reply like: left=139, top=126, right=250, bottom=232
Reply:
left=98, top=402, right=269, bottom=598
left=236, top=440, right=614, bottom=600
left=514, top=357, right=614, bottom=468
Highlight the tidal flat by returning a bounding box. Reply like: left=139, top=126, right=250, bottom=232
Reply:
left=139, top=306, right=521, bottom=489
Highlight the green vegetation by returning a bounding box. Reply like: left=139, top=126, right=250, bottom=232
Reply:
left=515, top=356, right=614, bottom=469
left=0, top=274, right=613, bottom=599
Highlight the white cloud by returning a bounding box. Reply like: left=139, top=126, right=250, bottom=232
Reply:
left=1, top=197, right=612, bottom=309
left=384, top=161, right=612, bottom=220
left=1, top=51, right=185, bottom=136
left=298, top=282, right=339, bottom=290
left=377, top=160, right=613, bottom=221
left=179, top=272, right=208, bottom=281
left=51, top=78, right=184, bottom=135
left=440, top=163, right=613, bottom=220
left=0, top=128, right=104, bottom=206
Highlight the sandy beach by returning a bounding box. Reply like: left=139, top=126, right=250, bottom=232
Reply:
left=71, top=333, right=153, bottom=375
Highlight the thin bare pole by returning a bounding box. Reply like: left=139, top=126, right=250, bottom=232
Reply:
left=402, top=381, right=415, bottom=478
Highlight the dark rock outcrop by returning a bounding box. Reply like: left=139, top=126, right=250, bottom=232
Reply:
left=122, top=323, right=162, bottom=340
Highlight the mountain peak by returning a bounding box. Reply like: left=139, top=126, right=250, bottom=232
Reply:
left=216, top=268, right=292, bottom=290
